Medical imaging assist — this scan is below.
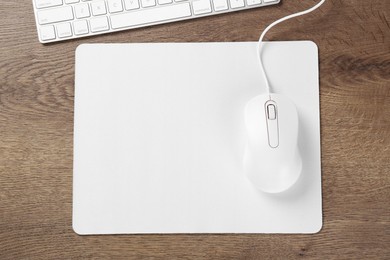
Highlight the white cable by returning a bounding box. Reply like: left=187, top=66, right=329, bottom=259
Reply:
left=257, top=0, right=326, bottom=94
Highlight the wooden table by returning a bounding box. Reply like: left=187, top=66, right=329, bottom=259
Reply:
left=1, top=0, right=389, bottom=259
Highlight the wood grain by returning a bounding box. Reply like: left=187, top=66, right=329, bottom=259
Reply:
left=0, top=0, right=389, bottom=259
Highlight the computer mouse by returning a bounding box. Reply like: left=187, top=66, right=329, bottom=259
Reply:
left=243, top=93, right=302, bottom=193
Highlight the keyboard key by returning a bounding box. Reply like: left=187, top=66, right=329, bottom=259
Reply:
left=38, top=6, right=74, bottom=25
left=230, top=0, right=244, bottom=9
left=65, top=0, right=80, bottom=3
left=158, top=0, right=173, bottom=5
left=192, top=0, right=211, bottom=15
left=74, top=20, right=89, bottom=35
left=75, top=3, right=90, bottom=18
left=111, top=3, right=191, bottom=29
left=57, top=22, right=73, bottom=38
left=124, top=0, right=140, bottom=10
left=90, top=16, right=109, bottom=32
left=247, top=0, right=261, bottom=6
left=107, top=0, right=124, bottom=13
left=35, top=0, right=63, bottom=9
left=91, top=1, right=107, bottom=16
left=141, top=0, right=156, bottom=8
left=40, top=25, right=56, bottom=41
left=212, top=0, right=228, bottom=11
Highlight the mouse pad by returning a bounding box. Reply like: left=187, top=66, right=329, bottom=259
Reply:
left=73, top=42, right=322, bottom=234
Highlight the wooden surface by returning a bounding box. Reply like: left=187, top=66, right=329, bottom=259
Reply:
left=0, top=0, right=389, bottom=259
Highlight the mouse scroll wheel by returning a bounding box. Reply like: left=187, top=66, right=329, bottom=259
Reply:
left=267, top=104, right=277, bottom=120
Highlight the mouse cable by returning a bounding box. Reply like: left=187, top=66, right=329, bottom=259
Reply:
left=257, top=0, right=326, bottom=94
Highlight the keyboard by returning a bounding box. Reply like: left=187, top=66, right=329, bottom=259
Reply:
left=33, top=0, right=280, bottom=43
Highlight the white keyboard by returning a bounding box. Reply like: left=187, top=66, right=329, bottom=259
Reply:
left=33, top=0, right=279, bottom=43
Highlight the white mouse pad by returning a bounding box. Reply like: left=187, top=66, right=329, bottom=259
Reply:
left=73, top=42, right=322, bottom=234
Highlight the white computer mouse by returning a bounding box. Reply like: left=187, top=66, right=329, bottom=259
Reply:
left=244, top=93, right=302, bottom=193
